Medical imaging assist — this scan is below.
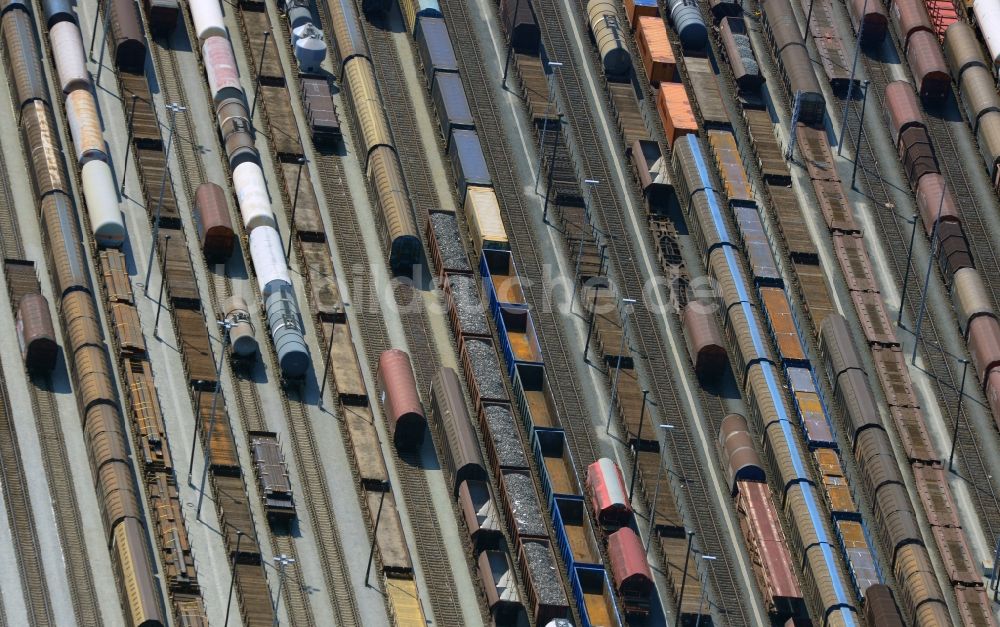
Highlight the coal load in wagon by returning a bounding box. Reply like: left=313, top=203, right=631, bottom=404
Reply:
left=449, top=274, right=489, bottom=336
left=430, top=211, right=472, bottom=273
left=485, top=404, right=529, bottom=468
left=522, top=540, right=568, bottom=606
left=465, top=338, right=508, bottom=401
left=503, top=472, right=547, bottom=537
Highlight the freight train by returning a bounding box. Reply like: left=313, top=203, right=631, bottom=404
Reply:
left=882, top=79, right=1000, bottom=431
left=673, top=134, right=860, bottom=624
left=2, top=1, right=167, bottom=624
left=945, top=21, right=1000, bottom=204
left=188, top=1, right=310, bottom=379
left=324, top=0, right=422, bottom=270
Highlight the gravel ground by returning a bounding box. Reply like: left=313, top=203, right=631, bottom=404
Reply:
left=431, top=212, right=473, bottom=272
left=448, top=274, right=490, bottom=336
left=502, top=471, right=546, bottom=538
left=521, top=540, right=568, bottom=607
left=484, top=404, right=528, bottom=469
left=464, top=338, right=508, bottom=402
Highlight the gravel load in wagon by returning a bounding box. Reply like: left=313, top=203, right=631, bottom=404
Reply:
left=485, top=404, right=529, bottom=468
left=522, top=540, right=568, bottom=606
left=503, top=472, right=547, bottom=537
left=465, top=338, right=508, bottom=401
left=449, top=274, right=489, bottom=336
left=430, top=212, right=472, bottom=273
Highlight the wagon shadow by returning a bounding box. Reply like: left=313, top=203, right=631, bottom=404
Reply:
left=396, top=433, right=442, bottom=471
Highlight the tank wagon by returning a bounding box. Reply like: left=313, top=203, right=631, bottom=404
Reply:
left=189, top=1, right=310, bottom=378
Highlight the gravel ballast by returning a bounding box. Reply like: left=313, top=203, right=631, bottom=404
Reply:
left=484, top=404, right=528, bottom=469
left=521, top=540, right=568, bottom=607
left=431, top=212, right=472, bottom=272
left=448, top=274, right=489, bottom=336
left=464, top=338, right=508, bottom=402
left=502, top=471, right=546, bottom=538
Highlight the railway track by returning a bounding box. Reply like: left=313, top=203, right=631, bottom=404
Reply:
left=151, top=9, right=370, bottom=624
left=506, top=1, right=754, bottom=623
left=833, top=44, right=1000, bottom=542
left=0, top=371, right=53, bottom=627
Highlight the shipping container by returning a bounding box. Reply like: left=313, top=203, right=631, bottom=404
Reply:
left=624, top=0, right=658, bottom=26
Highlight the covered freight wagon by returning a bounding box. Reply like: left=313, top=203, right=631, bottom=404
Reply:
left=377, top=349, right=427, bottom=451
left=586, top=457, right=632, bottom=529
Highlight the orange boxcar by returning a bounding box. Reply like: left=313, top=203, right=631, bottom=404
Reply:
left=656, top=83, right=697, bottom=148
left=636, top=16, right=675, bottom=85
